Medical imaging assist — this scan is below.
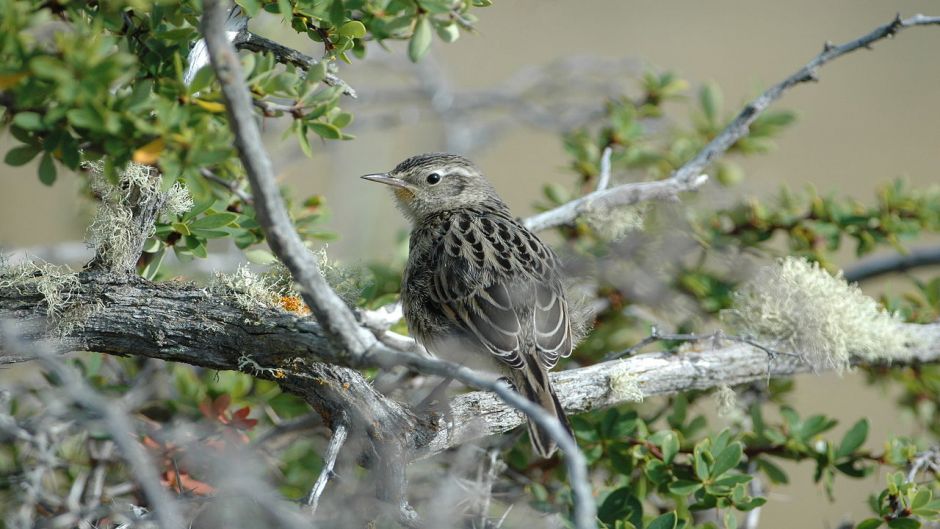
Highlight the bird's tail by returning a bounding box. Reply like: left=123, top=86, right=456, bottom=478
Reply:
left=513, top=358, right=572, bottom=459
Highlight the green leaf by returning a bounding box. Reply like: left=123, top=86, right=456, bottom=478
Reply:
left=668, top=480, right=702, bottom=496
left=836, top=419, right=869, bottom=459
left=236, top=0, right=262, bottom=17
left=332, top=112, right=353, bottom=128
left=4, top=144, right=42, bottom=166
left=338, top=20, right=367, bottom=38
left=756, top=458, right=789, bottom=485
left=67, top=108, right=102, bottom=130
left=598, top=487, right=643, bottom=527
left=309, top=122, right=342, bottom=139
left=699, top=81, right=722, bottom=125
left=189, top=212, right=238, bottom=230
left=694, top=443, right=710, bottom=481
left=710, top=442, right=742, bottom=478
left=141, top=248, right=166, bottom=280
left=13, top=112, right=43, bottom=131
left=646, top=512, right=677, bottom=529
left=408, top=16, right=433, bottom=62
left=435, top=21, right=460, bottom=43
left=856, top=519, right=883, bottom=529
left=245, top=248, right=278, bottom=265
left=887, top=519, right=920, bottom=529
left=657, top=431, right=679, bottom=464
left=38, top=153, right=57, bottom=186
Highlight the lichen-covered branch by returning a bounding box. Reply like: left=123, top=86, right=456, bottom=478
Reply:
left=523, top=13, right=940, bottom=233
left=1, top=273, right=939, bottom=461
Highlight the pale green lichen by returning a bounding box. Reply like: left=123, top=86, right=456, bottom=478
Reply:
left=0, top=259, right=80, bottom=322
left=583, top=202, right=647, bottom=241
left=84, top=161, right=191, bottom=271
left=725, top=257, right=919, bottom=372
left=212, top=265, right=279, bottom=312
left=609, top=363, right=644, bottom=402
left=713, top=384, right=738, bottom=417
left=265, top=247, right=369, bottom=306
left=163, top=182, right=194, bottom=217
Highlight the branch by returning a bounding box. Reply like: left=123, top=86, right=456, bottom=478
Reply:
left=234, top=32, right=357, bottom=98
left=844, top=245, right=940, bottom=283
left=305, top=419, right=348, bottom=513
left=523, top=13, right=940, bottom=233
left=2, top=274, right=939, bottom=459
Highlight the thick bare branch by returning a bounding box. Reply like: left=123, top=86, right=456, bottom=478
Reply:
left=524, top=13, right=940, bottom=233
left=2, top=274, right=939, bottom=460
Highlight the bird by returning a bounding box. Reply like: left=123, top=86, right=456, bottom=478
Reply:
left=362, top=153, right=573, bottom=458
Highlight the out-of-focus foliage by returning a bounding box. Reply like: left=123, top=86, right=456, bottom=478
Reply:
left=2, top=1, right=940, bottom=529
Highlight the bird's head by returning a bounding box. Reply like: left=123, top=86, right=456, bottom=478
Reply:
left=361, top=153, right=505, bottom=222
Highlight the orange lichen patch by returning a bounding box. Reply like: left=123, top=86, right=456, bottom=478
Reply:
left=342, top=382, right=350, bottom=390
left=279, top=295, right=311, bottom=315
left=272, top=368, right=287, bottom=379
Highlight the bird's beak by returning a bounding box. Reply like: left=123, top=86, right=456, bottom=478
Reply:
left=361, top=173, right=410, bottom=189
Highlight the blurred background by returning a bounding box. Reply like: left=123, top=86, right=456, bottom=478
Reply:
left=2, top=1, right=939, bottom=527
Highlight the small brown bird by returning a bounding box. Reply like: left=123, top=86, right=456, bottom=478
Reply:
left=362, top=153, right=573, bottom=458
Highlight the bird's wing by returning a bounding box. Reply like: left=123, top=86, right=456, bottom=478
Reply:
left=428, top=212, right=572, bottom=370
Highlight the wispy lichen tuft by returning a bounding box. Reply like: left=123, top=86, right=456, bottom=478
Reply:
left=212, top=265, right=279, bottom=312
left=713, top=384, right=738, bottom=417
left=583, top=202, right=647, bottom=241
left=725, top=257, right=918, bottom=372
left=609, top=363, right=644, bottom=402
left=84, top=161, right=191, bottom=272
left=163, top=182, right=194, bottom=217
left=314, top=247, right=369, bottom=306
left=0, top=259, right=80, bottom=321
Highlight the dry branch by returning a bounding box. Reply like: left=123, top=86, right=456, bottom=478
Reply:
left=523, top=13, right=940, bottom=233
left=1, top=273, right=938, bottom=460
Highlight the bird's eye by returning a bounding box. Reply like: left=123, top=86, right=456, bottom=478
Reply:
left=426, top=172, right=442, bottom=185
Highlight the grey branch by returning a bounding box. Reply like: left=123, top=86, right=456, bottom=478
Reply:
left=844, top=245, right=940, bottom=283
left=203, top=2, right=595, bottom=525
left=2, top=275, right=939, bottom=457
left=305, top=419, right=348, bottom=513
left=523, top=13, right=940, bottom=233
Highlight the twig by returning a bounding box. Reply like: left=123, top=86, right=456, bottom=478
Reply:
left=905, top=447, right=940, bottom=484
left=524, top=173, right=709, bottom=232
left=234, top=32, right=357, bottom=98
left=200, top=167, right=254, bottom=205
left=595, top=146, right=613, bottom=192
left=201, top=3, right=596, bottom=526
left=305, top=419, right=348, bottom=513
left=0, top=323, right=184, bottom=529
left=252, top=412, right=322, bottom=447
left=523, top=13, right=940, bottom=233
left=844, top=245, right=940, bottom=283
left=742, top=461, right=763, bottom=529
left=604, top=327, right=794, bottom=361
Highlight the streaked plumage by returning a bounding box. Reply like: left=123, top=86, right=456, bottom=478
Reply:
left=362, top=153, right=573, bottom=458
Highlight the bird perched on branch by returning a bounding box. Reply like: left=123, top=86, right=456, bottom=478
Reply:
left=362, top=153, right=573, bottom=458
